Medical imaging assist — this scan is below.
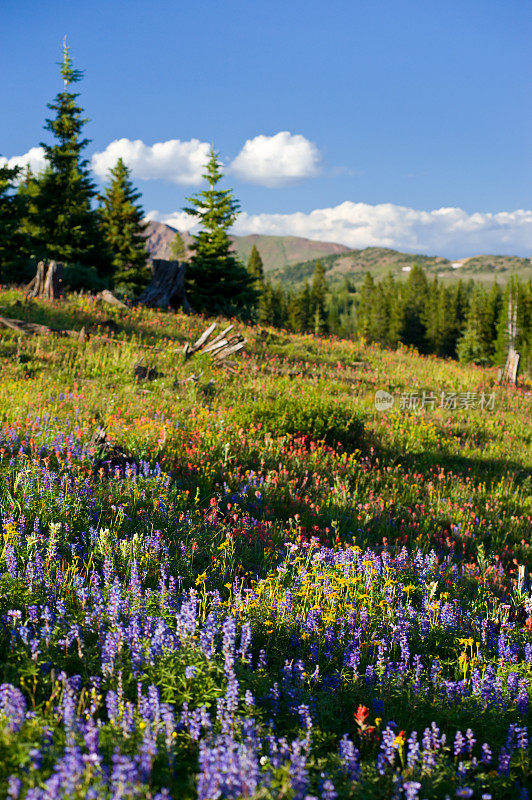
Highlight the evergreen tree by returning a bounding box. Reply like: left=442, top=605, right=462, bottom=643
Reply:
left=289, top=281, right=312, bottom=332
left=486, top=282, right=503, bottom=352
left=424, top=277, right=441, bottom=354
left=367, top=282, right=391, bottom=344
left=328, top=278, right=357, bottom=338
left=0, top=163, right=30, bottom=282
left=169, top=231, right=186, bottom=261
left=381, top=273, right=402, bottom=346
left=98, top=158, right=150, bottom=294
left=400, top=265, right=429, bottom=352
left=29, top=40, right=102, bottom=271
left=356, top=272, right=376, bottom=340
left=311, top=260, right=328, bottom=335
left=258, top=282, right=276, bottom=325
left=183, top=147, right=257, bottom=318
left=17, top=166, right=43, bottom=268
left=247, top=244, right=264, bottom=285
left=457, top=287, right=494, bottom=364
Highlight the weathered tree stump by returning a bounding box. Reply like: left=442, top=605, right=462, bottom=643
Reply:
left=25, top=260, right=64, bottom=300
left=138, top=259, right=191, bottom=312
left=133, top=358, right=163, bottom=381
left=89, top=425, right=136, bottom=478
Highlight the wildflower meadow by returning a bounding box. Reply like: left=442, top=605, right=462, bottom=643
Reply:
left=0, top=289, right=530, bottom=800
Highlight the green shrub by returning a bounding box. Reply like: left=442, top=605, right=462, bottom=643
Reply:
left=230, top=392, right=365, bottom=449
left=63, top=263, right=106, bottom=292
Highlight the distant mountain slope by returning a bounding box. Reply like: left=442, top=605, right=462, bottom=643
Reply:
left=144, top=220, right=532, bottom=286
left=144, top=220, right=350, bottom=270
left=231, top=233, right=351, bottom=271
left=144, top=221, right=194, bottom=260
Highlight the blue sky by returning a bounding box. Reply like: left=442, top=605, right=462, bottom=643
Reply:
left=1, top=0, right=531, bottom=257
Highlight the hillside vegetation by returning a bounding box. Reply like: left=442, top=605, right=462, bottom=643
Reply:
left=0, top=289, right=531, bottom=798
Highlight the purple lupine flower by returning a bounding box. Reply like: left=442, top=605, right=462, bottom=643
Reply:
left=110, top=750, right=142, bottom=796
left=257, top=649, right=267, bottom=670
left=197, top=734, right=259, bottom=800
left=225, top=672, right=240, bottom=715
left=289, top=738, right=309, bottom=800
left=516, top=726, right=528, bottom=750
left=454, top=730, right=465, bottom=758
left=238, top=622, right=252, bottom=661
left=517, top=688, right=529, bottom=715
left=406, top=731, right=420, bottom=769
left=481, top=742, right=492, bottom=765
left=380, top=726, right=397, bottom=766
left=4, top=545, right=18, bottom=579
left=498, top=746, right=511, bottom=775
left=0, top=684, right=27, bottom=732
left=244, top=690, right=255, bottom=707
left=320, top=775, right=338, bottom=800
left=465, top=728, right=475, bottom=757
left=339, top=734, right=361, bottom=781
left=6, top=776, right=21, bottom=799
left=222, top=614, right=237, bottom=675
left=403, top=782, right=422, bottom=800
left=199, top=612, right=218, bottom=660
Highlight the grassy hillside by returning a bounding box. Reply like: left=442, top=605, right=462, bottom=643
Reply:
left=269, top=248, right=451, bottom=288
left=270, top=249, right=532, bottom=289
left=433, top=254, right=532, bottom=284
left=0, top=289, right=531, bottom=798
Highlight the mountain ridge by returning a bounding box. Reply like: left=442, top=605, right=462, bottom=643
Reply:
left=144, top=220, right=532, bottom=287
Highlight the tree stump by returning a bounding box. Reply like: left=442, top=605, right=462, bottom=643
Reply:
left=25, top=260, right=64, bottom=300
left=138, top=259, right=191, bottom=312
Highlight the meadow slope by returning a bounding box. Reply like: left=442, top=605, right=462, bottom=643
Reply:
left=0, top=289, right=531, bottom=799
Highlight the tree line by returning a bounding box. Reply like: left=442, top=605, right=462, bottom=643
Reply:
left=256, top=259, right=532, bottom=372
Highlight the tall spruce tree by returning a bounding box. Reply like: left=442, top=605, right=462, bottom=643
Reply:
left=357, top=272, right=376, bottom=340
left=17, top=166, right=42, bottom=268
left=0, top=164, right=30, bottom=282
left=169, top=231, right=186, bottom=261
left=457, top=287, right=495, bottom=364
left=183, top=148, right=257, bottom=318
left=400, top=265, right=429, bottom=352
left=31, top=40, right=102, bottom=270
left=311, top=260, right=328, bottom=335
left=247, top=244, right=264, bottom=285
left=98, top=158, right=150, bottom=294
left=289, top=281, right=312, bottom=332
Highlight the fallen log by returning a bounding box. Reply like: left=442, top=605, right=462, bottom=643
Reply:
left=213, top=339, right=246, bottom=361
left=0, top=315, right=86, bottom=340
left=96, top=290, right=127, bottom=309
left=182, top=323, right=246, bottom=367
left=0, top=315, right=29, bottom=335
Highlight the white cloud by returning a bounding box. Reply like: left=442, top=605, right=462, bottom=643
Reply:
left=0, top=146, right=47, bottom=176
left=229, top=202, right=532, bottom=258
left=230, top=132, right=321, bottom=187
left=91, top=138, right=211, bottom=184
left=145, top=209, right=199, bottom=232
